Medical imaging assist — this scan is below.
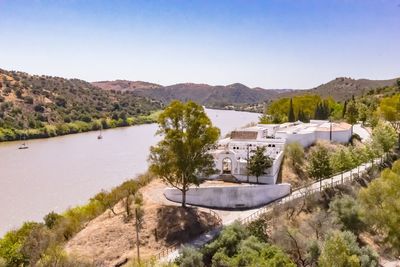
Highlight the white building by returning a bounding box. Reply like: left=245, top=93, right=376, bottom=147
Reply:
left=208, top=120, right=352, bottom=184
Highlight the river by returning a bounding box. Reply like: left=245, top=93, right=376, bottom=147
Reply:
left=0, top=109, right=260, bottom=236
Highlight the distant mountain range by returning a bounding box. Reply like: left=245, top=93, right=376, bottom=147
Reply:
left=93, top=76, right=399, bottom=106
left=92, top=81, right=291, bottom=107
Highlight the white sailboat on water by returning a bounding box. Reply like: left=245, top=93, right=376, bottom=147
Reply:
left=18, top=131, right=29, bottom=150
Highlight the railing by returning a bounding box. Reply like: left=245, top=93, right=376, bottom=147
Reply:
left=155, top=242, right=180, bottom=260
left=155, top=208, right=223, bottom=260
left=240, top=156, right=383, bottom=225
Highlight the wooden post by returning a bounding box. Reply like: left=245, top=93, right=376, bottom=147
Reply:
left=135, top=208, right=140, bottom=264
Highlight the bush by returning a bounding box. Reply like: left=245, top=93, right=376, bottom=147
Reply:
left=285, top=142, right=305, bottom=175
left=34, top=104, right=45, bottom=113
left=176, top=246, right=204, bottom=267
left=318, top=231, right=378, bottom=267
left=329, top=195, right=364, bottom=234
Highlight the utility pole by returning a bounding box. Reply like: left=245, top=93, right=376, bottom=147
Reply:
left=329, top=117, right=332, bottom=141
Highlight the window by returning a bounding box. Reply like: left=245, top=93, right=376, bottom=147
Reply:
left=222, top=158, right=232, bottom=174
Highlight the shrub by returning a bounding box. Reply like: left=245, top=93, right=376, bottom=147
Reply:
left=176, top=246, right=204, bottom=267
left=329, top=195, right=364, bottom=234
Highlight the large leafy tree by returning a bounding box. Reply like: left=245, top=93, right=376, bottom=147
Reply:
left=247, top=146, right=273, bottom=183
left=307, top=144, right=332, bottom=189
left=371, top=122, right=397, bottom=154
left=345, top=100, right=358, bottom=134
left=329, top=147, right=355, bottom=174
left=358, top=160, right=400, bottom=252
left=379, top=94, right=400, bottom=146
left=149, top=101, right=220, bottom=207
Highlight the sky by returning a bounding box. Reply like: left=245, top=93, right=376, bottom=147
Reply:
left=0, top=0, right=399, bottom=89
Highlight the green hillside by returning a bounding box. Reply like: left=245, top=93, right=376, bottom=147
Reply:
left=0, top=69, right=162, bottom=141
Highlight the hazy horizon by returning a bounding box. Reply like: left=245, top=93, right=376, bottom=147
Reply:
left=1, top=0, right=399, bottom=88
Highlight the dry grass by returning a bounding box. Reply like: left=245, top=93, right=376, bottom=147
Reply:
left=65, top=179, right=219, bottom=266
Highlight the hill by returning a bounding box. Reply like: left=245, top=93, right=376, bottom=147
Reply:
left=94, top=77, right=399, bottom=108
left=0, top=69, right=162, bottom=141
left=93, top=80, right=290, bottom=108
left=285, top=77, right=399, bottom=101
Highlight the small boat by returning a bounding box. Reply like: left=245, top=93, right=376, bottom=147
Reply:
left=18, top=143, right=29, bottom=150
left=18, top=131, right=29, bottom=149
left=97, top=128, right=103, bottom=140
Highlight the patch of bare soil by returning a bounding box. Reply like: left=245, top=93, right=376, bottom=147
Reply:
left=65, top=179, right=220, bottom=266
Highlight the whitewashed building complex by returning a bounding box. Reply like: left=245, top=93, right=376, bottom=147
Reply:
left=164, top=120, right=352, bottom=209
left=208, top=120, right=352, bottom=184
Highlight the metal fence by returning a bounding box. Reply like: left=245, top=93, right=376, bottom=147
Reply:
left=240, top=157, right=382, bottom=225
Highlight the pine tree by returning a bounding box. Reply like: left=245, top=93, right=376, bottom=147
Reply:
left=288, top=98, right=295, bottom=122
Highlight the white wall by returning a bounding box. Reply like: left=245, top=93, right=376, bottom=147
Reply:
left=164, top=183, right=291, bottom=209
left=315, top=130, right=352, bottom=144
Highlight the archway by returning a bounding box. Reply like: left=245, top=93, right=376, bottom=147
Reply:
left=222, top=158, right=232, bottom=174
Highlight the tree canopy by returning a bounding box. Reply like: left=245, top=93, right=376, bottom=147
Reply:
left=149, top=100, right=220, bottom=207
left=248, top=146, right=273, bottom=183
left=307, top=144, right=333, bottom=186
left=358, top=160, right=400, bottom=252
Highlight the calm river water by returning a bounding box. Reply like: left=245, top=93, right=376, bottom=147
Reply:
left=0, top=109, right=260, bottom=235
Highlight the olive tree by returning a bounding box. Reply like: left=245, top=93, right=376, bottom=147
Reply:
left=149, top=101, right=220, bottom=207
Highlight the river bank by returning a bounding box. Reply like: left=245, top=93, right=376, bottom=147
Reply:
left=0, top=110, right=162, bottom=142
left=0, top=108, right=261, bottom=236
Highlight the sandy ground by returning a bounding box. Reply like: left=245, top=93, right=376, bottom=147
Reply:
left=65, top=179, right=219, bottom=266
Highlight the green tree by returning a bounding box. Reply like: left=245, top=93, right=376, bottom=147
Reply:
left=307, top=145, right=332, bottom=189
left=329, top=196, right=364, bottom=234
left=345, top=100, right=358, bottom=134
left=371, top=122, right=397, bottom=154
left=379, top=94, right=400, bottom=146
left=342, top=100, right=348, bottom=118
left=358, top=162, right=400, bottom=252
left=288, top=98, right=295, bottom=122
left=0, top=222, right=38, bottom=266
left=228, top=236, right=296, bottom=267
left=356, top=102, right=369, bottom=125
left=248, top=146, right=273, bottom=183
left=330, top=147, right=355, bottom=174
left=149, top=101, right=220, bottom=207
left=176, top=246, right=204, bottom=267
left=319, top=231, right=378, bottom=267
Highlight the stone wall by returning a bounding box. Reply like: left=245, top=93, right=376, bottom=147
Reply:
left=164, top=183, right=291, bottom=209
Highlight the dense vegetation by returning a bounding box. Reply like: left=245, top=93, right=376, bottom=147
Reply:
left=176, top=222, right=295, bottom=267
left=176, top=156, right=400, bottom=267
left=0, top=173, right=153, bottom=266
left=0, top=69, right=162, bottom=141
left=261, top=81, right=400, bottom=126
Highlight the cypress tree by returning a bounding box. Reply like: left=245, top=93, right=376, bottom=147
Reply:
left=315, top=103, right=324, bottom=119
left=288, top=98, right=295, bottom=122
left=342, top=100, right=348, bottom=118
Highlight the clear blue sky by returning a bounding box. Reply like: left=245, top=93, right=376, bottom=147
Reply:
left=0, top=0, right=399, bottom=88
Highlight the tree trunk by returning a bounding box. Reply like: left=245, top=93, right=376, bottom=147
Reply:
left=135, top=208, right=140, bottom=264
left=256, top=176, right=259, bottom=184
left=181, top=189, right=186, bottom=208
